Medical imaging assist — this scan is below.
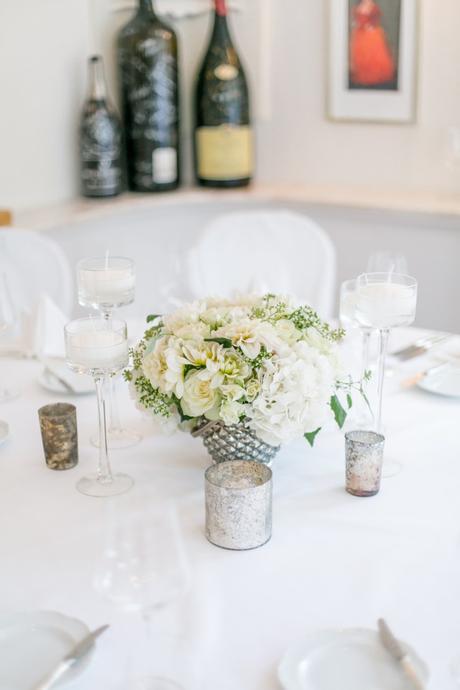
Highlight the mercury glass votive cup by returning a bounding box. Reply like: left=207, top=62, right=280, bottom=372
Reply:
left=205, top=460, right=272, bottom=550
left=38, top=403, right=78, bottom=470
left=345, top=430, right=385, bottom=497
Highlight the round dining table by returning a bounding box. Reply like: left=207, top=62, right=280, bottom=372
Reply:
left=1, top=327, right=459, bottom=690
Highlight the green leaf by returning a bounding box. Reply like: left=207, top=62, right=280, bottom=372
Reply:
left=205, top=337, right=233, bottom=348
left=346, top=393, right=353, bottom=409
left=330, top=394, right=347, bottom=429
left=146, top=314, right=161, bottom=323
left=304, top=427, right=322, bottom=447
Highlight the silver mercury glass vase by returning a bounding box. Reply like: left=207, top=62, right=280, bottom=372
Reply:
left=192, top=420, right=279, bottom=466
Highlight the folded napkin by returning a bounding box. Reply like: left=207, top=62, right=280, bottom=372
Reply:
left=0, top=293, right=68, bottom=359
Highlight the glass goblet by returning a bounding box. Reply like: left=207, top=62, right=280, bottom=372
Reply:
left=355, top=273, right=417, bottom=435
left=64, top=318, right=134, bottom=497
left=77, top=256, right=141, bottom=450
left=340, top=278, right=374, bottom=379
left=94, top=501, right=189, bottom=689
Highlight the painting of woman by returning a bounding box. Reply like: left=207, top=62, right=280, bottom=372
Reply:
left=349, top=0, right=399, bottom=90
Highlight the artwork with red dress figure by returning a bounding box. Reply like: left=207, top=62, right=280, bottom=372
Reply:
left=349, top=0, right=401, bottom=90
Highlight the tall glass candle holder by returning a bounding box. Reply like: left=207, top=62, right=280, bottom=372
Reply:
left=77, top=256, right=141, bottom=449
left=339, top=278, right=373, bottom=379
left=64, top=318, right=134, bottom=497
left=355, top=273, right=417, bottom=435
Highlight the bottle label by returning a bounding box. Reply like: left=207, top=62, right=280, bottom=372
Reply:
left=196, top=125, right=252, bottom=180
left=214, top=64, right=238, bottom=81
left=152, top=147, right=177, bottom=184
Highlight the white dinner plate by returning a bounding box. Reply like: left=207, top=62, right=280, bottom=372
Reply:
left=278, top=628, right=428, bottom=690
left=0, top=420, right=9, bottom=446
left=417, top=365, right=460, bottom=398
left=38, top=358, right=94, bottom=396
left=0, top=611, right=91, bottom=689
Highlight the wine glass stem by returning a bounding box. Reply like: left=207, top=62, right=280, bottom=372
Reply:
left=94, top=375, right=113, bottom=483
left=361, top=329, right=371, bottom=379
left=376, top=328, right=390, bottom=434
left=102, top=310, right=122, bottom=433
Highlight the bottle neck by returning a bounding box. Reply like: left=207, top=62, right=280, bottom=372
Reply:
left=87, top=56, right=107, bottom=101
left=211, top=0, right=232, bottom=46
left=214, top=0, right=228, bottom=16
left=138, top=0, right=157, bottom=17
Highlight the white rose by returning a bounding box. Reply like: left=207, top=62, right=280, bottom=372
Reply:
left=181, top=369, right=221, bottom=419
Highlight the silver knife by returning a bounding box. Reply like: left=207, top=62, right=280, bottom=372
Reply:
left=378, top=619, right=426, bottom=690
left=34, top=624, right=109, bottom=690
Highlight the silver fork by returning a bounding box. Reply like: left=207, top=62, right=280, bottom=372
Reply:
left=391, top=333, right=451, bottom=361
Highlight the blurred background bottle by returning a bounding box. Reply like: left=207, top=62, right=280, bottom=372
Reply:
left=195, top=0, right=253, bottom=188
left=80, top=56, right=124, bottom=198
left=118, top=0, right=180, bottom=192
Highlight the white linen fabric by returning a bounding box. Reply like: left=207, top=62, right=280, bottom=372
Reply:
left=0, top=328, right=459, bottom=689
left=0, top=229, right=72, bottom=355
left=0, top=229, right=73, bottom=315
left=186, top=210, right=337, bottom=318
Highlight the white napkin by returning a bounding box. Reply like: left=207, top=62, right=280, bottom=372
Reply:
left=25, top=293, right=67, bottom=359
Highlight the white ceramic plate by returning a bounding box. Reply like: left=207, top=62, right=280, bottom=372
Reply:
left=0, top=420, right=9, bottom=446
left=0, top=611, right=91, bottom=689
left=278, top=628, right=429, bottom=690
left=417, top=365, right=460, bottom=398
left=38, top=358, right=94, bottom=396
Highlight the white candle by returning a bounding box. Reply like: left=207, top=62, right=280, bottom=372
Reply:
left=67, top=329, right=128, bottom=372
left=78, top=267, right=135, bottom=306
left=356, top=283, right=417, bottom=329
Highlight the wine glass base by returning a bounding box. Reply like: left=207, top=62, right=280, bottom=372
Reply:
left=90, top=427, right=142, bottom=450
left=128, top=678, right=184, bottom=690
left=76, top=472, right=134, bottom=497
left=382, top=460, right=403, bottom=478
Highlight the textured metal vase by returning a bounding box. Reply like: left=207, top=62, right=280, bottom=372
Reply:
left=192, top=421, right=279, bottom=466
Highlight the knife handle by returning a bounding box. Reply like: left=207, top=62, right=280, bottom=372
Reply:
left=35, top=659, right=72, bottom=690
left=401, top=655, right=426, bottom=690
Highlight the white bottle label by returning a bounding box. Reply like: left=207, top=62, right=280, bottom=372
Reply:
left=152, top=147, right=177, bottom=184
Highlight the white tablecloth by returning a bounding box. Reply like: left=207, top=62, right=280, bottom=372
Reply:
left=1, top=329, right=460, bottom=690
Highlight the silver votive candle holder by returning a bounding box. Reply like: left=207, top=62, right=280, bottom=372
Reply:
left=345, top=430, right=385, bottom=497
left=205, top=460, right=272, bottom=550
left=38, top=403, right=78, bottom=471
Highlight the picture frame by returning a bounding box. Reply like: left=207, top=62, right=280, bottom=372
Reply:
left=327, top=0, right=418, bottom=123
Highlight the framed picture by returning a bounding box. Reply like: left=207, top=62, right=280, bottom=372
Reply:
left=328, top=0, right=418, bottom=123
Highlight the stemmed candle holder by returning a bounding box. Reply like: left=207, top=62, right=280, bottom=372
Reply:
left=355, top=272, right=417, bottom=435
left=77, top=256, right=142, bottom=449
left=64, top=317, right=134, bottom=497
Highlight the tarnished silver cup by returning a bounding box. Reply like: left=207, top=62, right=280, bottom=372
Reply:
left=345, top=430, right=385, bottom=497
left=205, top=460, right=272, bottom=550
left=38, top=403, right=78, bottom=471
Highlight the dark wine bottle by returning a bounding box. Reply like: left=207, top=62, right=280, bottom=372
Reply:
left=117, top=0, right=180, bottom=192
left=195, top=0, right=253, bottom=188
left=80, top=56, right=124, bottom=198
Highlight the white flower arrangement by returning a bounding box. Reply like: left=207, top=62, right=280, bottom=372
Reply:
left=125, top=294, right=357, bottom=447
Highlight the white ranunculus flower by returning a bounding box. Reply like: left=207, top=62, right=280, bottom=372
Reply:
left=163, top=301, right=207, bottom=335
left=246, top=342, right=337, bottom=446
left=181, top=369, right=221, bottom=418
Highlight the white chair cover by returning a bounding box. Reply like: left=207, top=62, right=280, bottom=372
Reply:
left=186, top=210, right=337, bottom=317
left=0, top=228, right=73, bottom=316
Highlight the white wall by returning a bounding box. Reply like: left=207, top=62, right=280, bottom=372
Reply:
left=2, top=0, right=460, bottom=212
left=0, top=0, right=91, bottom=211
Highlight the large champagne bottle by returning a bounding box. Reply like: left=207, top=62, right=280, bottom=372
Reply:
left=195, top=0, right=253, bottom=188
left=80, top=56, right=124, bottom=198
left=118, top=0, right=180, bottom=192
